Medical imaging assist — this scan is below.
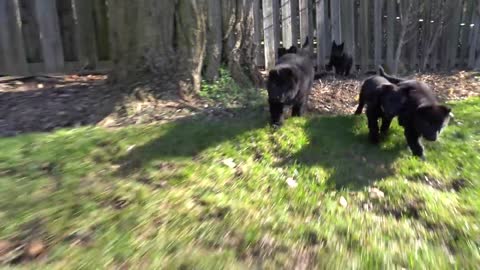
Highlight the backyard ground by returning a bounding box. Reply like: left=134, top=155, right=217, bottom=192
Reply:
left=0, top=70, right=479, bottom=269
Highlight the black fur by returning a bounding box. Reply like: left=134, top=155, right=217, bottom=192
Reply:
left=378, top=67, right=452, bottom=159
left=326, top=41, right=353, bottom=76
left=396, top=81, right=451, bottom=159
left=355, top=76, right=407, bottom=143
left=378, top=66, right=405, bottom=84
left=277, top=46, right=298, bottom=59
left=267, top=38, right=314, bottom=126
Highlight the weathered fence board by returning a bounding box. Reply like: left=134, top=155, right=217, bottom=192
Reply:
left=34, top=0, right=64, bottom=72
left=373, top=0, right=383, bottom=67
left=253, top=0, right=264, bottom=66
left=316, top=0, right=328, bottom=69
left=359, top=0, right=369, bottom=70
left=299, top=0, right=313, bottom=50
left=2, top=0, right=480, bottom=75
left=468, top=1, right=480, bottom=68
left=341, top=0, right=355, bottom=64
left=263, top=0, right=280, bottom=69
left=0, top=0, right=28, bottom=75
left=385, top=0, right=396, bottom=72
left=281, top=0, right=296, bottom=48
left=73, top=0, right=98, bottom=68
left=330, top=0, right=341, bottom=44
left=407, top=0, right=419, bottom=70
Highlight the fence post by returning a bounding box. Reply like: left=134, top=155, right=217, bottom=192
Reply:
left=263, top=0, right=280, bottom=69
left=360, top=0, right=370, bottom=71
left=407, top=0, right=419, bottom=71
left=341, top=0, right=356, bottom=66
left=281, top=0, right=298, bottom=48
left=386, top=0, right=395, bottom=72
left=470, top=1, right=480, bottom=68
left=374, top=0, right=383, bottom=68
left=299, top=0, right=313, bottom=51
left=0, top=0, right=28, bottom=75
left=444, top=0, right=464, bottom=70
left=34, top=0, right=64, bottom=73
left=73, top=0, right=98, bottom=69
left=253, top=0, right=264, bottom=67
left=316, top=0, right=328, bottom=69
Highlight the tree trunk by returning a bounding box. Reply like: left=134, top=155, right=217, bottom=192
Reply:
left=108, top=0, right=260, bottom=97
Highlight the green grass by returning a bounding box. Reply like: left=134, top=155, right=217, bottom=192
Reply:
left=0, top=97, right=479, bottom=269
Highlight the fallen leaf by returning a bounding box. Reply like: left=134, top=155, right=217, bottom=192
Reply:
left=368, top=187, right=385, bottom=200
left=37, top=83, right=44, bottom=89
left=25, top=240, right=45, bottom=258
left=222, top=158, right=236, bottom=169
left=286, top=177, right=298, bottom=188
left=126, top=145, right=136, bottom=153
left=339, top=196, right=348, bottom=207
left=363, top=203, right=372, bottom=211
left=0, top=240, right=12, bottom=255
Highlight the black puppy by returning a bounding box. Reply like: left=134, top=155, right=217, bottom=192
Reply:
left=394, top=81, right=451, bottom=159
left=326, top=41, right=353, bottom=76
left=355, top=76, right=406, bottom=143
left=377, top=67, right=452, bottom=159
left=267, top=38, right=314, bottom=126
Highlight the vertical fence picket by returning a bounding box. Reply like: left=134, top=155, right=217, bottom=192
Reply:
left=34, top=0, right=64, bottom=72
left=0, top=0, right=28, bottom=75
left=263, top=0, right=280, bottom=69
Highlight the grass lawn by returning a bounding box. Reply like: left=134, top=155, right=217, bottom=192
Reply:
left=0, top=95, right=479, bottom=269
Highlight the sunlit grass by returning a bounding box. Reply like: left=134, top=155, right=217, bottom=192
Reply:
left=0, top=98, right=479, bottom=269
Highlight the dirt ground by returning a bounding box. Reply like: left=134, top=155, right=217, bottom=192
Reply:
left=1, top=71, right=479, bottom=137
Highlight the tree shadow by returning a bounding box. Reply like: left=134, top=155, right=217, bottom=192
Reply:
left=116, top=106, right=269, bottom=175
left=279, top=115, right=405, bottom=190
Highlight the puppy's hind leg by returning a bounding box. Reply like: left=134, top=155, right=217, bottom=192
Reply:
left=354, top=93, right=365, bottom=115
left=366, top=108, right=380, bottom=144
left=380, top=116, right=393, bottom=136
left=292, top=101, right=306, bottom=117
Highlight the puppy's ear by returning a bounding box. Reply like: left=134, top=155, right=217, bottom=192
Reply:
left=332, top=40, right=337, bottom=46
left=277, top=48, right=287, bottom=57
left=339, top=43, right=345, bottom=50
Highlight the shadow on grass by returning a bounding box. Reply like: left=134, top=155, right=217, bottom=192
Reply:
left=116, top=106, right=269, bottom=175
left=280, top=115, right=405, bottom=190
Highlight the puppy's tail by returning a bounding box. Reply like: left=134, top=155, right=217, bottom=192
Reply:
left=377, top=65, right=404, bottom=84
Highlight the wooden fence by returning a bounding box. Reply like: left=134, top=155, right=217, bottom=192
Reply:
left=1, top=0, right=480, bottom=76
left=0, top=0, right=110, bottom=75
left=259, top=0, right=480, bottom=72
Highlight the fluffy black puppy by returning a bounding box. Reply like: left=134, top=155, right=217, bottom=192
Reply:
left=378, top=67, right=452, bottom=159
left=326, top=41, right=353, bottom=76
left=267, top=38, right=314, bottom=126
left=355, top=76, right=406, bottom=143
left=395, top=81, right=451, bottom=159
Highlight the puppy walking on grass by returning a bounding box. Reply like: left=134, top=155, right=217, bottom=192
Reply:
left=266, top=38, right=314, bottom=126
left=355, top=75, right=406, bottom=143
